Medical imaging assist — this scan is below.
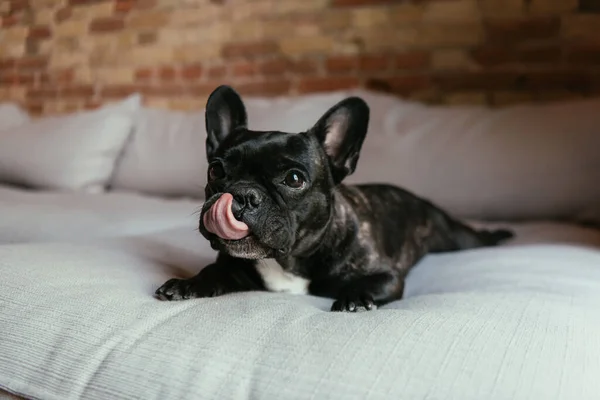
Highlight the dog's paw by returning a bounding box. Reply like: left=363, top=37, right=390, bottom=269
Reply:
left=154, top=278, right=195, bottom=301
left=331, top=294, right=377, bottom=312
left=155, top=278, right=222, bottom=301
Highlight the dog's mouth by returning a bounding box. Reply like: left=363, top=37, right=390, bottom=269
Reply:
left=202, top=193, right=250, bottom=240
left=212, top=235, right=276, bottom=260
left=200, top=193, right=280, bottom=259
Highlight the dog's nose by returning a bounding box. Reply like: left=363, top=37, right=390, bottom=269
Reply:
left=231, top=195, right=245, bottom=219
left=231, top=189, right=262, bottom=219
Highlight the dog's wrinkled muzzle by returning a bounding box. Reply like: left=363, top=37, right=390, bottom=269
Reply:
left=202, top=193, right=250, bottom=240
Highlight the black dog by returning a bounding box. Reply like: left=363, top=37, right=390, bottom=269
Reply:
left=155, top=85, right=513, bottom=312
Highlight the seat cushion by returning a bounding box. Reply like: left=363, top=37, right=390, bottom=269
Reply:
left=1, top=228, right=600, bottom=400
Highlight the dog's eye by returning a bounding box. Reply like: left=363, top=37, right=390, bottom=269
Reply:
left=283, top=171, right=305, bottom=189
left=208, top=163, right=225, bottom=181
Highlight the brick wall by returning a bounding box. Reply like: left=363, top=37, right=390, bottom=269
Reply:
left=0, top=0, right=599, bottom=116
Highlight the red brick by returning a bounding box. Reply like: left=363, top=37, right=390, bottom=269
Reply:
left=60, top=70, right=75, bottom=84
left=4, top=73, right=35, bottom=86
left=523, top=70, right=592, bottom=91
left=366, top=75, right=431, bottom=95
left=326, top=56, right=357, bottom=73
left=28, top=25, right=52, bottom=39
left=181, top=64, right=203, bottom=80
left=26, top=87, right=59, bottom=99
left=331, top=0, right=404, bottom=6
left=144, top=85, right=188, bottom=97
left=32, top=71, right=42, bottom=85
left=134, top=0, right=157, bottom=9
left=26, top=102, right=44, bottom=115
left=471, top=46, right=517, bottom=67
left=159, top=66, right=176, bottom=81
left=115, top=0, right=136, bottom=13
left=592, top=72, right=600, bottom=91
left=0, top=72, right=34, bottom=86
left=103, top=84, right=144, bottom=98
left=190, top=83, right=224, bottom=96
left=9, top=0, right=29, bottom=13
left=221, top=41, right=280, bottom=59
left=90, top=17, right=125, bottom=33
left=297, top=76, right=360, bottom=94
left=2, top=16, right=19, bottom=27
left=395, top=51, right=430, bottom=70
left=232, top=62, right=257, bottom=77
left=236, top=80, right=291, bottom=96
left=285, top=13, right=319, bottom=26
left=134, top=68, right=152, bottom=82
left=517, top=45, right=561, bottom=64
left=388, top=75, right=431, bottom=95
left=25, top=38, right=39, bottom=56
left=84, top=100, right=102, bottom=110
left=0, top=73, right=18, bottom=86
left=254, top=58, right=319, bottom=76
left=359, top=54, right=391, bottom=72
left=486, top=17, right=560, bottom=45
left=17, top=56, right=49, bottom=70
left=434, top=71, right=525, bottom=91
left=61, top=103, right=84, bottom=114
left=363, top=78, right=390, bottom=93
left=207, top=65, right=227, bottom=79
left=52, top=69, right=75, bottom=84
left=291, top=59, right=318, bottom=75
left=138, top=32, right=157, bottom=45
left=55, top=7, right=72, bottom=23
left=62, top=85, right=94, bottom=97
left=258, top=59, right=289, bottom=76
left=566, top=44, right=600, bottom=65
left=0, top=59, right=16, bottom=71
left=68, top=0, right=106, bottom=5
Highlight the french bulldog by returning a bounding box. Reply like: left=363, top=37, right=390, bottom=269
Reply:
left=155, top=85, right=513, bottom=312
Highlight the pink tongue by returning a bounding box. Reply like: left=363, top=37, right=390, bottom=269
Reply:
left=203, top=193, right=250, bottom=240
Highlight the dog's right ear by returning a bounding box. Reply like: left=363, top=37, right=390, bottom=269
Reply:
left=205, top=85, right=247, bottom=159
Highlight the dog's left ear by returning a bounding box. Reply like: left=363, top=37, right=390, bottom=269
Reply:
left=205, top=85, right=248, bottom=159
left=310, top=97, right=370, bottom=184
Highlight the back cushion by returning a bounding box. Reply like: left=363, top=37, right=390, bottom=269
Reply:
left=110, top=90, right=600, bottom=223
left=110, top=92, right=349, bottom=199
left=344, top=91, right=600, bottom=222
left=110, top=108, right=207, bottom=198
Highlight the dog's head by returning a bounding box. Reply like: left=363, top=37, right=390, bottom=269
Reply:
left=198, top=85, right=370, bottom=259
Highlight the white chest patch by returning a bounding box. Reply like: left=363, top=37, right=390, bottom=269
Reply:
left=255, top=259, right=310, bottom=295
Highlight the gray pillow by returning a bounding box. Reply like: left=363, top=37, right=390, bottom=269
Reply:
left=0, top=95, right=140, bottom=193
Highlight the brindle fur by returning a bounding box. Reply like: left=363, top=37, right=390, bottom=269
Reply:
left=155, top=85, right=513, bottom=312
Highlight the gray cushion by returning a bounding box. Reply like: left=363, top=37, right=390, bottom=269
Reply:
left=1, top=220, right=600, bottom=399
left=0, top=96, right=140, bottom=193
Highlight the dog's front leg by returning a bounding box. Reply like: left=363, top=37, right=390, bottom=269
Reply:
left=311, top=272, right=405, bottom=312
left=155, top=257, right=266, bottom=301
